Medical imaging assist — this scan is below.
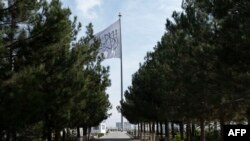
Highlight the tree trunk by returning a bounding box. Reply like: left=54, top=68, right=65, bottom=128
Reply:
left=82, top=127, right=88, bottom=141
left=87, top=127, right=91, bottom=141
left=143, top=123, right=146, bottom=141
left=164, top=121, right=170, bottom=141
left=208, top=121, right=211, bottom=133
left=149, top=123, right=152, bottom=133
left=152, top=122, right=155, bottom=141
left=143, top=123, right=146, bottom=133
left=219, top=115, right=225, bottom=141
left=200, top=118, right=205, bottom=141
left=146, top=123, right=148, bottom=139
left=180, top=122, right=184, bottom=140
left=54, top=129, right=60, bottom=141
left=160, top=122, right=163, bottom=138
left=149, top=123, right=152, bottom=141
left=77, top=127, right=80, bottom=138
left=133, top=127, right=136, bottom=138
left=138, top=124, right=140, bottom=138
left=45, top=114, right=52, bottom=141
left=214, top=121, right=218, bottom=131
left=191, top=122, right=195, bottom=141
left=171, top=122, right=175, bottom=139
left=156, top=122, right=159, bottom=135
left=152, top=122, right=155, bottom=133
left=186, top=121, right=191, bottom=141
left=46, top=126, right=51, bottom=141
left=140, top=123, right=143, bottom=140
left=62, top=129, right=66, bottom=141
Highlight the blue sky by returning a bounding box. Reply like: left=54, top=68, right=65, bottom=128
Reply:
left=61, top=0, right=182, bottom=127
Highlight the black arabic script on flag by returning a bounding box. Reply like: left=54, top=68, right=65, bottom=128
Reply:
left=99, top=29, right=119, bottom=58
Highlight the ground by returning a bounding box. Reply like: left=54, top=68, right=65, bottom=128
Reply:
left=97, top=131, right=132, bottom=141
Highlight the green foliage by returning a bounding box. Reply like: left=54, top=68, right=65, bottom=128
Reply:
left=69, top=23, right=111, bottom=130
left=206, top=131, right=220, bottom=141
left=121, top=0, right=250, bottom=141
left=174, top=133, right=181, bottom=141
left=97, top=133, right=104, bottom=138
left=0, top=0, right=111, bottom=140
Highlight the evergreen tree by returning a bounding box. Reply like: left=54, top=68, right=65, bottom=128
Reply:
left=122, top=1, right=250, bottom=141
left=70, top=24, right=111, bottom=139
left=1, top=0, right=112, bottom=140
left=0, top=0, right=45, bottom=139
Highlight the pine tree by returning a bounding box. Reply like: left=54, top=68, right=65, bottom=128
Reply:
left=1, top=0, right=112, bottom=140
left=122, top=1, right=250, bottom=141
left=70, top=23, right=111, bottom=140
left=0, top=0, right=44, bottom=139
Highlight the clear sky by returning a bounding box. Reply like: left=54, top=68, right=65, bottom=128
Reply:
left=61, top=0, right=183, bottom=128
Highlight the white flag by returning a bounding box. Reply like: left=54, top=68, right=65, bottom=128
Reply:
left=95, top=20, right=121, bottom=59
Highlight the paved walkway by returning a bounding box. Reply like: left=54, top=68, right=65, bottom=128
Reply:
left=100, top=131, right=130, bottom=141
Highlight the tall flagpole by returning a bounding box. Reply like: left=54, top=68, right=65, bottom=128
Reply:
left=118, top=12, right=124, bottom=131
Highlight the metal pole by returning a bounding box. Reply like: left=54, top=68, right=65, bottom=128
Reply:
left=118, top=12, right=124, bottom=131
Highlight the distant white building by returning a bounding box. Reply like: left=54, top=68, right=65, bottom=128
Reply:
left=91, top=122, right=107, bottom=134
left=116, top=122, right=132, bottom=130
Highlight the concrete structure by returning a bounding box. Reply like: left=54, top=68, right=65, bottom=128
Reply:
left=116, top=122, right=132, bottom=131
left=92, top=122, right=107, bottom=134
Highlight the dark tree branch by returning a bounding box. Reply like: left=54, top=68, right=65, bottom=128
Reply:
left=0, top=0, right=19, bottom=14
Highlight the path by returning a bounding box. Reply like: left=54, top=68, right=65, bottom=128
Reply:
left=97, top=131, right=132, bottom=141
